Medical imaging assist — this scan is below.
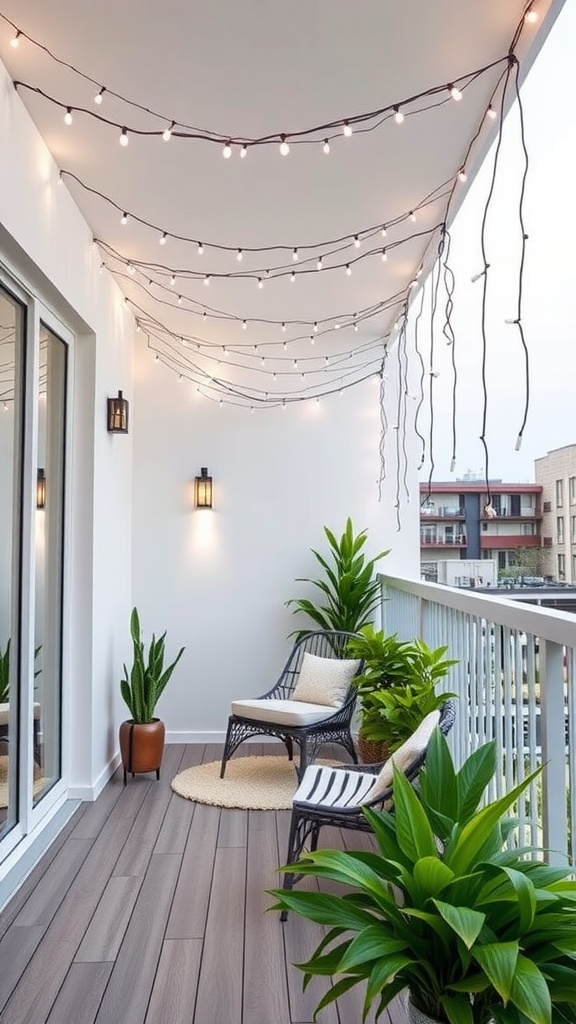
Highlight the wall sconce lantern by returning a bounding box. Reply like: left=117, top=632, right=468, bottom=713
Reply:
left=36, top=468, right=46, bottom=510
left=107, top=390, right=129, bottom=433
left=194, top=467, right=213, bottom=509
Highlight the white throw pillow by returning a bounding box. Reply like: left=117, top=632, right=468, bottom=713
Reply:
left=292, top=652, right=361, bottom=708
left=367, top=709, right=441, bottom=802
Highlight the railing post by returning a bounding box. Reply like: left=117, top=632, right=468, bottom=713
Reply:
left=540, top=640, right=568, bottom=865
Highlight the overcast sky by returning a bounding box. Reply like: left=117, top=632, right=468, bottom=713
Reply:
left=417, top=0, right=576, bottom=485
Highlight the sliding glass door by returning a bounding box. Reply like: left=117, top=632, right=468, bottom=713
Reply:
left=0, top=276, right=68, bottom=853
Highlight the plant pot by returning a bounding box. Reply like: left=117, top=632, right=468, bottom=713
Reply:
left=407, top=996, right=441, bottom=1024
left=357, top=735, right=390, bottom=764
left=119, top=719, right=165, bottom=784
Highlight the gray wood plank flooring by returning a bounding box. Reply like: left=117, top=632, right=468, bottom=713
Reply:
left=0, top=743, right=410, bottom=1024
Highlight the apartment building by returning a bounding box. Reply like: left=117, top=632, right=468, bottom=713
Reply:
left=420, top=480, right=543, bottom=579
left=535, top=445, right=576, bottom=583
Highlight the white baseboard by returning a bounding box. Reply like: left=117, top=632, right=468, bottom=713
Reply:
left=68, top=751, right=121, bottom=801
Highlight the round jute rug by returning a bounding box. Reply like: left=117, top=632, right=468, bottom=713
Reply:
left=171, top=755, right=340, bottom=810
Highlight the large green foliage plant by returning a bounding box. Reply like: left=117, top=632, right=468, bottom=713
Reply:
left=271, top=731, right=576, bottom=1024
left=120, top=607, right=185, bottom=724
left=286, top=518, right=389, bottom=638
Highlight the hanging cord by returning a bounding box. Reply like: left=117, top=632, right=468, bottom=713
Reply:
left=421, top=228, right=445, bottom=505
left=508, top=58, right=531, bottom=454
left=377, top=347, right=390, bottom=501
left=478, top=57, right=515, bottom=512
left=413, top=284, right=428, bottom=474
left=440, top=227, right=458, bottom=471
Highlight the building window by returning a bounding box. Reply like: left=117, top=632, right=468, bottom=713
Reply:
left=521, top=523, right=534, bottom=536
left=557, top=517, right=565, bottom=544
left=572, top=516, right=576, bottom=544
left=498, top=552, right=507, bottom=571
left=558, top=553, right=566, bottom=580
left=572, top=555, right=576, bottom=582
left=556, top=479, right=564, bottom=508
left=570, top=477, right=576, bottom=505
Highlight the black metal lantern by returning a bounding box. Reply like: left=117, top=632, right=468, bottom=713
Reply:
left=194, top=467, right=213, bottom=509
left=107, top=390, right=129, bottom=433
left=36, top=468, right=46, bottom=510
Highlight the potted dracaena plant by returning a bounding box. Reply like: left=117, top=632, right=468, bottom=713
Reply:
left=119, top=607, right=184, bottom=785
left=271, top=729, right=576, bottom=1024
left=286, top=517, right=389, bottom=639
left=346, top=627, right=458, bottom=762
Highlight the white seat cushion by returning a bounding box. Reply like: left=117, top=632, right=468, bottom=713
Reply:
left=294, top=763, right=378, bottom=810
left=291, top=653, right=361, bottom=707
left=369, top=709, right=441, bottom=801
left=0, top=702, right=41, bottom=726
left=231, top=698, right=338, bottom=727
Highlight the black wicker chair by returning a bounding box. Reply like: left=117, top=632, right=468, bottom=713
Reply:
left=279, top=698, right=456, bottom=917
left=220, top=630, right=363, bottom=781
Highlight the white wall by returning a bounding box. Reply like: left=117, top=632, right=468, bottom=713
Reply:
left=132, top=352, right=420, bottom=741
left=0, top=57, right=134, bottom=796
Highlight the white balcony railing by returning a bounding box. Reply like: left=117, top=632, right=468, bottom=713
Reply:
left=379, top=574, right=576, bottom=868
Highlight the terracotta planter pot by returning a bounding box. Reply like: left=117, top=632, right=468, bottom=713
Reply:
left=357, top=735, right=390, bottom=765
left=119, top=719, right=165, bottom=784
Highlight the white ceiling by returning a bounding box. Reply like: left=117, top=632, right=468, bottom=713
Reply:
left=0, top=0, right=564, bottom=406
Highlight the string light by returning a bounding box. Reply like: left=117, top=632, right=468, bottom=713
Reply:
left=162, top=121, right=175, bottom=141
left=381, top=226, right=387, bottom=238
left=448, top=84, right=463, bottom=101
left=240, top=145, right=247, bottom=158
left=64, top=107, right=73, bottom=125
left=394, top=106, right=404, bottom=124
left=236, top=248, right=243, bottom=261
left=525, top=8, right=538, bottom=22
left=159, top=232, right=167, bottom=245
left=317, top=257, right=323, bottom=271
left=120, top=127, right=129, bottom=146
left=197, top=243, right=204, bottom=256
left=382, top=249, right=388, bottom=261
left=290, top=271, right=296, bottom=282
left=410, top=210, right=416, bottom=222
left=223, top=141, right=232, bottom=159
left=292, top=248, right=298, bottom=261
left=354, top=235, right=361, bottom=248
left=242, top=319, right=247, bottom=330
left=457, top=168, right=468, bottom=182
left=170, top=275, right=175, bottom=287
left=343, top=121, right=352, bottom=137
left=487, top=105, right=497, bottom=120
left=281, top=323, right=286, bottom=332
left=257, top=277, right=263, bottom=289
left=177, top=295, right=182, bottom=305
left=279, top=135, right=290, bottom=156
left=120, top=212, right=128, bottom=225
left=95, top=86, right=105, bottom=105
left=204, top=275, right=210, bottom=286
left=323, top=139, right=330, bottom=155
left=346, top=264, right=352, bottom=276
left=10, top=30, right=20, bottom=47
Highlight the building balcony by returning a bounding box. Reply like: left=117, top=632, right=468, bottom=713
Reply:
left=480, top=535, right=540, bottom=549
left=420, top=507, right=466, bottom=519
left=421, top=536, right=467, bottom=547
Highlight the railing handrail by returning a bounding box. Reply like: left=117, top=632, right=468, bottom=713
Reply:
left=379, top=573, right=576, bottom=646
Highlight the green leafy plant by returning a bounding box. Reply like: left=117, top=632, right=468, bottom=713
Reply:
left=120, top=607, right=185, bottom=724
left=271, top=731, right=576, bottom=1024
left=286, top=518, right=389, bottom=638
left=0, top=638, right=10, bottom=703
left=347, top=629, right=457, bottom=749
left=0, top=639, right=43, bottom=703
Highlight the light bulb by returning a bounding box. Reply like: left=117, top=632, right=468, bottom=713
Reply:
left=10, top=30, right=20, bottom=48
left=323, top=139, right=330, bottom=155
left=120, top=127, right=129, bottom=146
left=223, top=141, right=232, bottom=159
left=343, top=120, right=352, bottom=137
left=159, top=232, right=167, bottom=245
left=487, top=104, right=497, bottom=120
left=313, top=322, right=318, bottom=332
left=346, top=264, right=351, bottom=276
left=290, top=271, right=296, bottom=282
left=177, top=295, right=182, bottom=305
left=242, top=320, right=247, bottom=330
left=178, top=374, right=183, bottom=384
left=64, top=108, right=73, bottom=126
left=381, top=248, right=388, bottom=262
left=279, top=135, right=290, bottom=156
left=281, top=323, right=286, bottom=332
left=449, top=84, right=462, bottom=102
left=128, top=263, right=135, bottom=276
left=170, top=275, right=175, bottom=287
left=381, top=226, right=387, bottom=238
left=204, top=275, right=210, bottom=286
left=409, top=210, right=416, bottom=222
left=317, top=257, right=323, bottom=271
left=525, top=8, right=538, bottom=22
left=202, top=310, right=207, bottom=321
left=240, top=145, right=247, bottom=158
left=261, top=357, right=265, bottom=366
left=325, top=356, right=329, bottom=366
left=335, top=323, right=340, bottom=330
left=57, top=171, right=63, bottom=186
left=163, top=121, right=175, bottom=141
left=283, top=341, right=287, bottom=351
left=354, top=235, right=361, bottom=248
left=95, top=86, right=105, bottom=105
left=121, top=212, right=128, bottom=225
left=236, top=248, right=243, bottom=261
left=293, top=359, right=298, bottom=369
left=257, top=277, right=263, bottom=289
left=292, top=248, right=298, bottom=261
left=394, top=106, right=404, bottom=124
left=154, top=354, right=159, bottom=363
left=458, top=168, right=468, bottom=183
left=197, top=242, right=204, bottom=256
left=354, top=321, right=358, bottom=332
